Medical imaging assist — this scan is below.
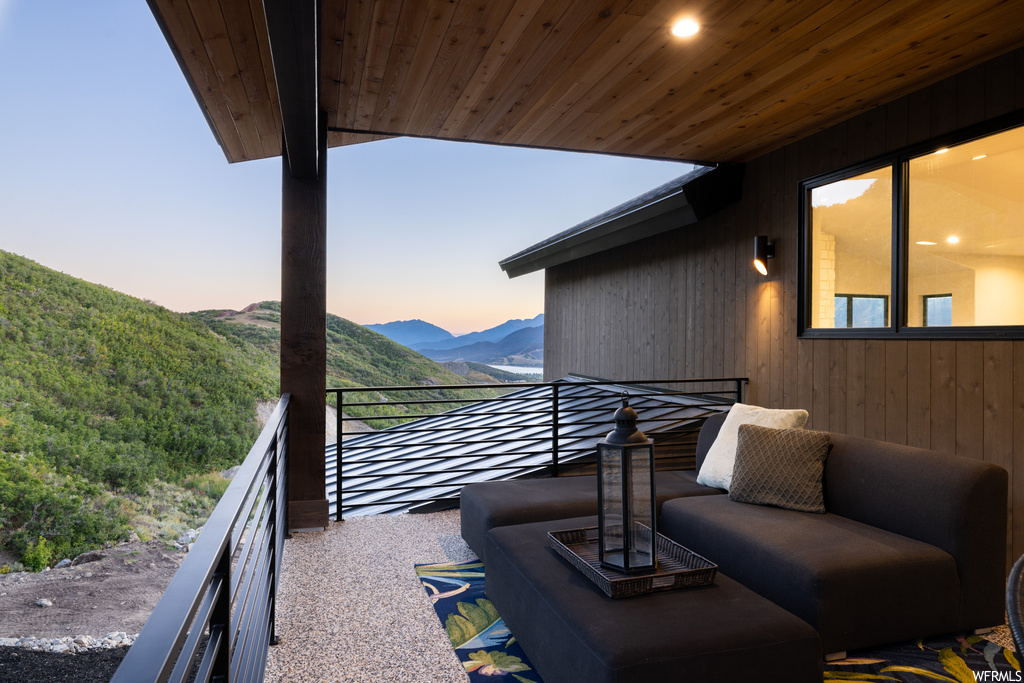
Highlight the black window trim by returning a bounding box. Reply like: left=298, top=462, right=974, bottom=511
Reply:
left=798, top=108, right=1024, bottom=341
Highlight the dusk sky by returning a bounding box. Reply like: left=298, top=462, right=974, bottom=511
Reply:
left=0, top=1, right=691, bottom=335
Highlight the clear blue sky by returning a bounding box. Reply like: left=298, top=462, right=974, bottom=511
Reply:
left=0, top=1, right=691, bottom=335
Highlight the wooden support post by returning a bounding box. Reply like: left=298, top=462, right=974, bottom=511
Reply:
left=281, top=116, right=329, bottom=531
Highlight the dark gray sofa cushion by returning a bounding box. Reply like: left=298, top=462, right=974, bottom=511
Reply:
left=660, top=495, right=960, bottom=654
left=486, top=515, right=822, bottom=683
left=460, top=471, right=721, bottom=562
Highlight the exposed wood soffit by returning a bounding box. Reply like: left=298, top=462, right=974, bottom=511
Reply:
left=499, top=164, right=744, bottom=279
left=148, top=0, right=1024, bottom=166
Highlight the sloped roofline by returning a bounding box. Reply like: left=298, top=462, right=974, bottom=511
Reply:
left=499, top=164, right=744, bottom=278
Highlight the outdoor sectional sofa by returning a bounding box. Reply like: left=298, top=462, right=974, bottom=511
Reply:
left=460, top=409, right=1008, bottom=682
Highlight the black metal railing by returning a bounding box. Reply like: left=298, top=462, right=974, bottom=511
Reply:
left=111, top=395, right=289, bottom=683
left=328, top=377, right=746, bottom=519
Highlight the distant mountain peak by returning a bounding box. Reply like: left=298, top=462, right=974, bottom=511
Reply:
left=409, top=314, right=543, bottom=352
left=362, top=315, right=544, bottom=364
left=364, top=319, right=455, bottom=348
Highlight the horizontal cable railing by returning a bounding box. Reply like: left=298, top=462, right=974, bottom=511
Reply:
left=111, top=395, right=289, bottom=683
left=328, top=376, right=746, bottom=520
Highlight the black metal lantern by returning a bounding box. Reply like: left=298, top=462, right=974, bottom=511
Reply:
left=597, top=392, right=657, bottom=573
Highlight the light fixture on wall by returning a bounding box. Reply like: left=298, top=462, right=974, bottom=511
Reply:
left=754, top=236, right=775, bottom=275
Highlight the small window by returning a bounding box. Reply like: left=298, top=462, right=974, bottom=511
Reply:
left=835, top=294, right=889, bottom=328
left=923, top=294, right=953, bottom=327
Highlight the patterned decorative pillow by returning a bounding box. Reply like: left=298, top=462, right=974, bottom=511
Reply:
left=696, top=403, right=809, bottom=491
left=728, top=423, right=831, bottom=513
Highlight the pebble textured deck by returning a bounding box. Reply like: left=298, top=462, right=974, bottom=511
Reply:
left=264, top=510, right=473, bottom=682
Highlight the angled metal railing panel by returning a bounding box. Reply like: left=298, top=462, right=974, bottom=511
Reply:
left=328, top=377, right=746, bottom=519
left=111, top=395, right=290, bottom=683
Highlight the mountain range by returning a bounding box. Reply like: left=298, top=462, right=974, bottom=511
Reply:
left=365, top=314, right=544, bottom=366
left=363, top=319, right=454, bottom=348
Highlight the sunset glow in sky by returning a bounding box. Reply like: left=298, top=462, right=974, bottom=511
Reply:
left=0, top=1, right=691, bottom=335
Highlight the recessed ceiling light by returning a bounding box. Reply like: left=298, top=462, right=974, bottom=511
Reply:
left=916, top=241, right=937, bottom=246
left=671, top=18, right=700, bottom=37
left=947, top=236, right=960, bottom=244
left=973, top=154, right=988, bottom=160
left=935, top=148, right=949, bottom=155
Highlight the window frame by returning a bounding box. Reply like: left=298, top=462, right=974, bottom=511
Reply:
left=798, top=112, right=1024, bottom=340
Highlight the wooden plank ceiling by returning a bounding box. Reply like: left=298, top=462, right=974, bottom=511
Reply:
left=150, top=0, right=1024, bottom=165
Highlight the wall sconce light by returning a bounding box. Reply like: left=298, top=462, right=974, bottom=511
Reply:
left=753, top=236, right=775, bottom=276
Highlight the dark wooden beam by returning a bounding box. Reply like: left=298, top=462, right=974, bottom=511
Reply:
left=262, top=0, right=320, bottom=178
left=264, top=0, right=327, bottom=530
left=281, top=117, right=329, bottom=531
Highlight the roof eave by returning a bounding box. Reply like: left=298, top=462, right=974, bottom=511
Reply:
left=500, top=164, right=744, bottom=278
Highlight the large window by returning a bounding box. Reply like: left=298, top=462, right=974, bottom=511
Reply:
left=808, top=167, right=891, bottom=329
left=802, top=120, right=1024, bottom=337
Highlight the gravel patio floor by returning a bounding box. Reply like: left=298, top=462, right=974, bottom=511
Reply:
left=264, top=509, right=475, bottom=683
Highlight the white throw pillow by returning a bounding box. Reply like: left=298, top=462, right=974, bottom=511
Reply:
left=696, top=403, right=809, bottom=491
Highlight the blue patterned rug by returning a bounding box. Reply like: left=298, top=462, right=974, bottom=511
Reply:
left=416, top=560, right=1019, bottom=682
left=822, top=635, right=1019, bottom=682
left=416, top=560, right=542, bottom=682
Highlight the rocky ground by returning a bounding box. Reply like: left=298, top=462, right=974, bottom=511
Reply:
left=0, top=541, right=186, bottom=640
left=0, top=541, right=187, bottom=682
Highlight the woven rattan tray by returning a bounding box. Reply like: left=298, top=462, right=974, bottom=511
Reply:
left=548, top=526, right=717, bottom=599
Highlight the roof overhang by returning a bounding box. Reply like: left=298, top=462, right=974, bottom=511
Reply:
left=148, top=1, right=1024, bottom=166
left=499, top=164, right=743, bottom=278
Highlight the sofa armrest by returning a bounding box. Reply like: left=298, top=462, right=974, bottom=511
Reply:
left=695, top=412, right=728, bottom=473
left=824, top=433, right=1007, bottom=630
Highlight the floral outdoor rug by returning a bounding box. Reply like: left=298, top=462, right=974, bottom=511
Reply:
left=824, top=634, right=1019, bottom=682
left=416, top=560, right=1019, bottom=683
left=416, top=560, right=542, bottom=682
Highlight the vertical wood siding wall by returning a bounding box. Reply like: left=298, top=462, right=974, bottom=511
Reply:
left=544, top=48, right=1024, bottom=570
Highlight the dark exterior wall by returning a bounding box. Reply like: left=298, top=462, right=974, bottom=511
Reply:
left=544, top=48, right=1024, bottom=570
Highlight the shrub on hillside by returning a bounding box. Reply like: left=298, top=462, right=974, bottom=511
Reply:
left=22, top=536, right=56, bottom=572
left=0, top=453, right=131, bottom=568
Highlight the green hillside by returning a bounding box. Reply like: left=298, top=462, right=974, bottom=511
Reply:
left=0, top=251, right=497, bottom=568
left=191, top=303, right=502, bottom=428
left=0, top=251, right=280, bottom=566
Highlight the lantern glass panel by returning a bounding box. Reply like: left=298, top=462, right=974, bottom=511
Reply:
left=599, top=443, right=624, bottom=561
left=629, top=445, right=654, bottom=565
left=598, top=442, right=657, bottom=572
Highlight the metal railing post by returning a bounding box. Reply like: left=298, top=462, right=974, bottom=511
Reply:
left=551, top=383, right=560, bottom=477
left=268, top=429, right=281, bottom=646
left=283, top=403, right=290, bottom=539
left=336, top=389, right=343, bottom=521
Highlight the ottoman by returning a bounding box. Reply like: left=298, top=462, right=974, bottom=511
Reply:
left=460, top=471, right=722, bottom=562
left=485, top=516, right=822, bottom=683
